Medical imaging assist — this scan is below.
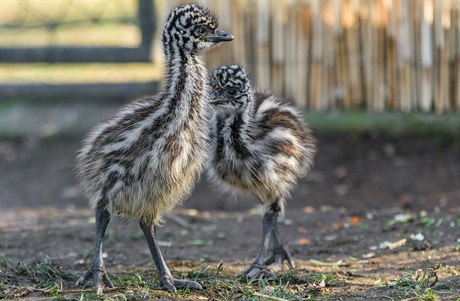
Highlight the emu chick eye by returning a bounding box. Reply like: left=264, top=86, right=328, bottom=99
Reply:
left=194, top=25, right=206, bottom=35
left=227, top=89, right=237, bottom=96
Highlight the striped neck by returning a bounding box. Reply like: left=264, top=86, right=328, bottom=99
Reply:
left=160, top=42, right=208, bottom=121
left=214, top=93, right=255, bottom=158
left=217, top=91, right=255, bottom=135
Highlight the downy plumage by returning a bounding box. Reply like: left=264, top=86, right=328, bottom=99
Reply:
left=75, top=4, right=233, bottom=294
left=208, top=65, right=316, bottom=279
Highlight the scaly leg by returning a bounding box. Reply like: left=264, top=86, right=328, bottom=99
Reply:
left=239, top=210, right=277, bottom=281
left=139, top=222, right=203, bottom=293
left=76, top=208, right=114, bottom=294
left=264, top=226, right=295, bottom=269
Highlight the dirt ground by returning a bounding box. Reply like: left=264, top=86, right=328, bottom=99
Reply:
left=1, top=133, right=459, bottom=300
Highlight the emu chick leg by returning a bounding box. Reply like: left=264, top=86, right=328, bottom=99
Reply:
left=76, top=208, right=114, bottom=294
left=264, top=226, right=295, bottom=269
left=139, top=222, right=202, bottom=293
left=240, top=210, right=277, bottom=280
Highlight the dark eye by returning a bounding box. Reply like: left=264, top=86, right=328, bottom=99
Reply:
left=227, top=89, right=237, bottom=96
left=194, top=25, right=206, bottom=35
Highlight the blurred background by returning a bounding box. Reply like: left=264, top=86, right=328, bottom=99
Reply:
left=1, top=0, right=459, bottom=112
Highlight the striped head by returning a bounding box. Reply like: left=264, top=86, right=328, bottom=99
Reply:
left=162, top=4, right=233, bottom=53
left=209, top=65, right=252, bottom=114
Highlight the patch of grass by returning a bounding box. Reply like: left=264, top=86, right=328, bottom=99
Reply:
left=242, top=279, right=310, bottom=301
left=0, top=257, right=456, bottom=300
left=417, top=211, right=436, bottom=227
left=0, top=256, right=77, bottom=300
left=305, top=111, right=460, bottom=138
left=14, top=257, right=76, bottom=282
left=384, top=211, right=440, bottom=230
left=454, top=239, right=460, bottom=252
left=175, top=264, right=336, bottom=300
left=387, top=266, right=440, bottom=300
left=279, top=269, right=344, bottom=287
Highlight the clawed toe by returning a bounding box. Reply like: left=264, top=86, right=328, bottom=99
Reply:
left=160, top=276, right=203, bottom=293
left=160, top=277, right=177, bottom=293
left=238, top=264, right=275, bottom=283
left=174, top=279, right=203, bottom=290
left=264, top=246, right=295, bottom=269
left=76, top=265, right=113, bottom=295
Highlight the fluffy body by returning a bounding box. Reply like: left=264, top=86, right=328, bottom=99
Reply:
left=76, top=4, right=220, bottom=224
left=75, top=4, right=234, bottom=294
left=208, top=66, right=317, bottom=214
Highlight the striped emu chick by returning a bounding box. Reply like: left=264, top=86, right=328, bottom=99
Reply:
left=75, top=4, right=233, bottom=294
left=208, top=65, right=316, bottom=279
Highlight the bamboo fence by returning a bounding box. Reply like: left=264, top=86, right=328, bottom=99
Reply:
left=163, top=0, right=460, bottom=113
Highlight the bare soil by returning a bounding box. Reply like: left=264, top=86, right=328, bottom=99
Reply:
left=1, top=133, right=459, bottom=300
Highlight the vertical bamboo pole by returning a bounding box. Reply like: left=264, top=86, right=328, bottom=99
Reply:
left=452, top=7, right=460, bottom=112
left=321, top=1, right=334, bottom=110
left=335, top=0, right=348, bottom=110
left=443, top=3, right=456, bottom=113
left=412, top=0, right=422, bottom=111
left=407, top=0, right=417, bottom=110
left=328, top=0, right=341, bottom=110
left=310, top=0, right=322, bottom=110
left=256, top=0, right=270, bottom=92
left=344, top=0, right=361, bottom=109
left=271, top=0, right=285, bottom=97
left=320, top=0, right=332, bottom=110
left=356, top=3, right=366, bottom=110
left=371, top=0, right=386, bottom=111
left=217, top=1, right=232, bottom=67
left=245, top=1, right=257, bottom=78
left=230, top=1, right=246, bottom=68
left=420, top=0, right=433, bottom=112
left=299, top=2, right=311, bottom=108
left=397, top=0, right=412, bottom=112
left=385, top=0, right=397, bottom=110
left=284, top=4, right=295, bottom=103
left=434, top=0, right=448, bottom=113
left=361, top=1, right=374, bottom=110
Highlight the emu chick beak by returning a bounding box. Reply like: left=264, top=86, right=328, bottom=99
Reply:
left=206, top=28, right=234, bottom=42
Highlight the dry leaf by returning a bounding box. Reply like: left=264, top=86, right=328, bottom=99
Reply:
left=350, top=216, right=362, bottom=225
left=334, top=221, right=344, bottom=230
left=297, top=238, right=311, bottom=245
left=303, top=206, right=314, bottom=213
left=388, top=239, right=407, bottom=250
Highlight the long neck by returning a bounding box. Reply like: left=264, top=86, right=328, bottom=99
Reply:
left=161, top=39, right=208, bottom=123
left=213, top=97, right=255, bottom=158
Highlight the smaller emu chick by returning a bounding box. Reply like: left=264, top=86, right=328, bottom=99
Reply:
left=75, top=4, right=233, bottom=294
left=208, top=65, right=317, bottom=279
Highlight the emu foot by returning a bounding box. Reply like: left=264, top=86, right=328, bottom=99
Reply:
left=76, top=261, right=113, bottom=295
left=160, top=275, right=203, bottom=293
left=238, top=263, right=275, bottom=283
left=264, top=246, right=295, bottom=270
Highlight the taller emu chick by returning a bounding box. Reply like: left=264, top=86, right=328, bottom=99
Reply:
left=208, top=65, right=317, bottom=279
left=75, top=4, right=233, bottom=294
